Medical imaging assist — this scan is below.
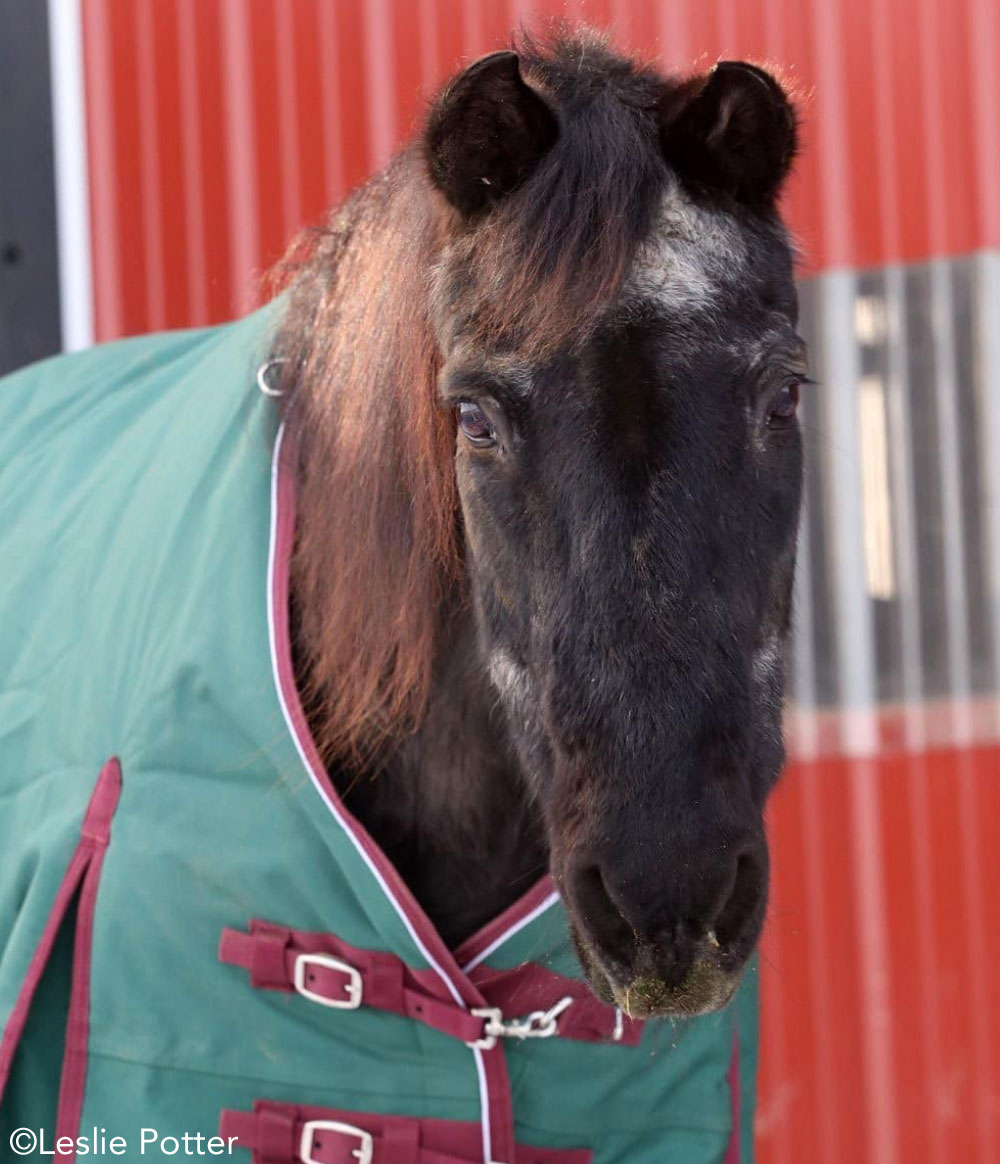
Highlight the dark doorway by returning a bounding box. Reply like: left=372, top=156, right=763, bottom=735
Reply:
left=0, top=0, right=62, bottom=375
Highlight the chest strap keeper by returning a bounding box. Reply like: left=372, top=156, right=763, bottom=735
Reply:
left=220, top=1102, right=593, bottom=1164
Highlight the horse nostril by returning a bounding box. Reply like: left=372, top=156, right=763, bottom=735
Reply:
left=712, top=847, right=766, bottom=948
left=565, top=836, right=767, bottom=992
left=567, top=861, right=634, bottom=958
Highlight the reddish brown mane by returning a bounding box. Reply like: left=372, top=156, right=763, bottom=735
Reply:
left=273, top=150, right=459, bottom=768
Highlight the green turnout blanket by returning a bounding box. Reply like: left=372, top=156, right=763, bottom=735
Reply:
left=0, top=303, right=758, bottom=1164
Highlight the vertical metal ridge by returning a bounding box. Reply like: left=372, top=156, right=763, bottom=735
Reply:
left=135, top=0, right=167, bottom=332
left=462, top=0, right=484, bottom=57
left=798, top=761, right=846, bottom=1164
left=955, top=750, right=1000, bottom=1163
left=363, top=0, right=397, bottom=171
left=316, top=2, right=345, bottom=209
left=906, top=752, right=949, bottom=1164
left=811, top=264, right=899, bottom=1164
left=274, top=2, right=303, bottom=242
left=80, top=0, right=122, bottom=339
left=789, top=494, right=819, bottom=758
left=417, top=0, right=439, bottom=94
left=915, top=0, right=949, bottom=257
left=848, top=756, right=900, bottom=1164
left=927, top=260, right=973, bottom=720
left=809, top=0, right=853, bottom=268
left=974, top=252, right=1000, bottom=696
left=817, top=271, right=877, bottom=727
left=219, top=0, right=258, bottom=315
left=968, top=0, right=1000, bottom=245
left=869, top=0, right=900, bottom=262
left=882, top=265, right=926, bottom=742
left=176, top=0, right=208, bottom=325
left=656, top=0, right=691, bottom=73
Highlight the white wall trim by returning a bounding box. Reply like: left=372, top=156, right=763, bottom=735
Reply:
left=47, top=0, right=94, bottom=351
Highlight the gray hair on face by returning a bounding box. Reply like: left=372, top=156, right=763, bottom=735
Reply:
left=625, top=183, right=750, bottom=314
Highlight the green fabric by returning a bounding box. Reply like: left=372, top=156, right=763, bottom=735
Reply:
left=0, top=895, right=76, bottom=1145
left=0, top=304, right=757, bottom=1162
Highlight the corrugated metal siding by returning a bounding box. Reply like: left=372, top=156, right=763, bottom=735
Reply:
left=74, top=3, right=1000, bottom=1161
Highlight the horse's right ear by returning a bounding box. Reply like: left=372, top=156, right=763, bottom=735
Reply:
left=425, top=51, right=559, bottom=217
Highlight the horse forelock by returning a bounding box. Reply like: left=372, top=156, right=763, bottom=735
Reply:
left=431, top=30, right=679, bottom=358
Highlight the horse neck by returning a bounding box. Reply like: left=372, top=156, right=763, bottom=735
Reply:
left=327, top=599, right=548, bottom=947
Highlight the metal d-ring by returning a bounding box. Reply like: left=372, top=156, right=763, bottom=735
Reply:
left=256, top=357, right=288, bottom=397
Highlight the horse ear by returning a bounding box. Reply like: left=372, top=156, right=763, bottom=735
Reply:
left=425, top=50, right=559, bottom=216
left=659, top=61, right=798, bottom=213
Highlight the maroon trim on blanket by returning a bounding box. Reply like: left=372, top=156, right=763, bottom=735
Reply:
left=220, top=920, right=642, bottom=1047
left=220, top=1100, right=593, bottom=1164
left=723, top=1027, right=741, bottom=1164
left=0, top=759, right=121, bottom=1136
left=53, top=757, right=123, bottom=1162
left=0, top=849, right=89, bottom=1103
left=453, top=877, right=558, bottom=971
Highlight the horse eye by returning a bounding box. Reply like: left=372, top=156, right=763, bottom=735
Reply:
left=457, top=401, right=497, bottom=447
left=767, top=380, right=801, bottom=426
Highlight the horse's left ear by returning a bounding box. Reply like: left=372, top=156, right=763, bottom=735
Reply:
left=659, top=61, right=798, bottom=213
left=425, top=50, right=559, bottom=217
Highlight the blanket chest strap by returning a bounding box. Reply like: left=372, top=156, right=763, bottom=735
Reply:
left=220, top=1102, right=594, bottom=1164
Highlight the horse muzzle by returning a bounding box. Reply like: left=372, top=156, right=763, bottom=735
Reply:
left=557, top=829, right=768, bottom=1018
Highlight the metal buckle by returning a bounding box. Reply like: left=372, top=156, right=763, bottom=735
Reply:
left=468, top=997, right=574, bottom=1049
left=300, top=1120, right=373, bottom=1164
left=293, top=953, right=363, bottom=1010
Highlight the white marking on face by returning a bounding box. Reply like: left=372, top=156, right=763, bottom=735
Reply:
left=753, top=638, right=783, bottom=688
left=626, top=183, right=749, bottom=313
left=489, top=648, right=529, bottom=701
left=753, top=637, right=786, bottom=753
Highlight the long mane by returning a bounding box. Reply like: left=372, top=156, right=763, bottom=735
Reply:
left=273, top=29, right=670, bottom=768
left=273, top=150, right=457, bottom=769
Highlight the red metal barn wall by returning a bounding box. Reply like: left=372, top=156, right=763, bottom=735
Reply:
left=64, top=2, right=1000, bottom=1161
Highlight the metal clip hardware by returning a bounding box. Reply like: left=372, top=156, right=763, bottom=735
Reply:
left=468, top=996, right=574, bottom=1050
left=256, top=357, right=288, bottom=397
